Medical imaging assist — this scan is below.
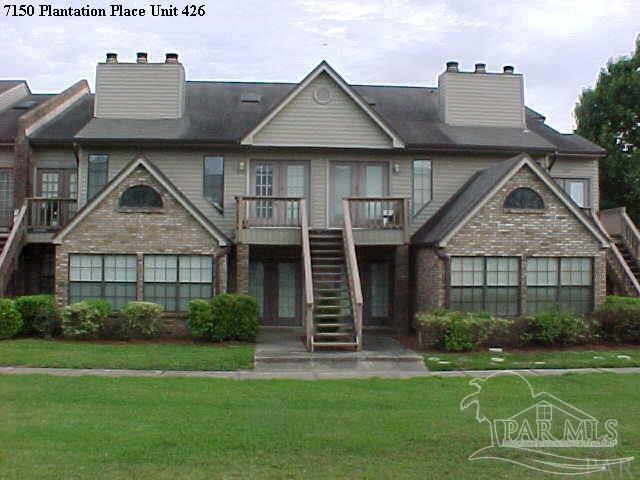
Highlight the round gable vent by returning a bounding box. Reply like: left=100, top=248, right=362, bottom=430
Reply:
left=313, top=86, right=332, bottom=105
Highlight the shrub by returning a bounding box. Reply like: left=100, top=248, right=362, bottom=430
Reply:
left=0, top=299, right=23, bottom=339
left=594, top=297, right=640, bottom=343
left=119, top=302, right=163, bottom=339
left=521, top=309, right=590, bottom=346
left=14, top=295, right=59, bottom=337
left=415, top=310, right=514, bottom=351
left=61, top=301, right=112, bottom=339
left=211, top=294, right=259, bottom=342
left=187, top=299, right=214, bottom=340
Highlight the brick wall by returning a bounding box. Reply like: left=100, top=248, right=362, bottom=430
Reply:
left=415, top=164, right=607, bottom=314
left=54, top=165, right=226, bottom=306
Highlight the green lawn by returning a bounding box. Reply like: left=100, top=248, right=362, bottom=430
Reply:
left=0, top=374, right=638, bottom=479
left=425, top=348, right=640, bottom=371
left=0, top=339, right=254, bottom=371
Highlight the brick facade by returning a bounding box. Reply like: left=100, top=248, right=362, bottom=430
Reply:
left=415, top=164, right=607, bottom=316
left=54, top=165, right=226, bottom=307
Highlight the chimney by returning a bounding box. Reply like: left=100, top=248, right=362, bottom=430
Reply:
left=445, top=61, right=459, bottom=72
left=474, top=63, right=487, bottom=73
left=136, top=52, right=148, bottom=63
left=105, top=52, right=118, bottom=64
left=165, top=53, right=179, bottom=64
left=503, top=65, right=515, bottom=74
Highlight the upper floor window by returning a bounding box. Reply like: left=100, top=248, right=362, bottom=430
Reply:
left=119, top=185, right=163, bottom=209
left=87, top=154, right=109, bottom=201
left=554, top=178, right=589, bottom=208
left=204, top=156, right=224, bottom=212
left=412, top=160, right=432, bottom=215
left=504, top=188, right=544, bottom=210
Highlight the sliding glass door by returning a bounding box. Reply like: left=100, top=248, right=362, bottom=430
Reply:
left=0, top=169, right=13, bottom=228
left=250, top=161, right=308, bottom=224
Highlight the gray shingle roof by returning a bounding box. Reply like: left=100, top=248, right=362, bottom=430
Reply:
left=0, top=80, right=25, bottom=95
left=29, top=79, right=604, bottom=155
left=412, top=154, right=527, bottom=245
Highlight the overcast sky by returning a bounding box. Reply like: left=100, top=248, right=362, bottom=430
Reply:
left=1, top=0, right=638, bottom=132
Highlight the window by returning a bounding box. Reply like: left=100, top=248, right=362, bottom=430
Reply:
left=537, top=404, right=552, bottom=422
left=203, top=156, right=224, bottom=211
left=69, top=254, right=137, bottom=309
left=278, top=263, right=296, bottom=318
left=412, top=160, right=432, bottom=215
left=527, top=257, right=593, bottom=314
left=555, top=178, right=589, bottom=208
left=143, top=255, right=213, bottom=311
left=119, top=185, right=163, bottom=209
left=504, top=188, right=544, bottom=210
left=371, top=262, right=390, bottom=318
left=450, top=257, right=520, bottom=316
left=87, top=155, right=109, bottom=200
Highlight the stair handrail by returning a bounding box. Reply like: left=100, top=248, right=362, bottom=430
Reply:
left=342, top=199, right=363, bottom=350
left=592, top=211, right=640, bottom=296
left=300, top=199, right=315, bottom=351
left=0, top=204, right=28, bottom=295
left=601, top=207, right=640, bottom=260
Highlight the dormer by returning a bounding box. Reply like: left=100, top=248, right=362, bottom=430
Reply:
left=94, top=52, right=186, bottom=119
left=438, top=61, right=525, bottom=128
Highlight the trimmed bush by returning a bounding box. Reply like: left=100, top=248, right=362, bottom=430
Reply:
left=187, top=294, right=259, bottom=342
left=415, top=310, right=514, bottom=351
left=187, top=299, right=214, bottom=340
left=594, top=296, right=640, bottom=343
left=0, top=299, right=23, bottom=339
left=14, top=295, right=59, bottom=337
left=62, top=300, right=112, bottom=339
left=210, top=294, right=259, bottom=342
left=521, top=309, right=590, bottom=346
left=119, top=301, right=163, bottom=339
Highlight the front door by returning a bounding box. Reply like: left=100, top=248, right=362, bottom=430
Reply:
left=249, top=259, right=301, bottom=326
left=329, top=162, right=388, bottom=226
left=0, top=169, right=13, bottom=228
left=250, top=161, right=308, bottom=225
left=361, top=261, right=393, bottom=326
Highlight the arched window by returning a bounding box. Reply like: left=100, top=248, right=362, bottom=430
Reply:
left=504, top=188, right=544, bottom=210
left=119, top=185, right=163, bottom=208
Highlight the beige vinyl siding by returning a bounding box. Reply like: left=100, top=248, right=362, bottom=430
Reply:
left=94, top=63, right=185, bottom=119
left=438, top=72, right=525, bottom=128
left=252, top=73, right=392, bottom=149
left=78, top=148, right=246, bottom=238
left=0, top=147, right=14, bottom=168
left=32, top=148, right=77, bottom=169
left=551, top=156, right=599, bottom=210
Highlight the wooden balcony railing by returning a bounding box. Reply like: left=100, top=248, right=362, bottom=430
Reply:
left=346, top=197, right=410, bottom=243
left=27, top=197, right=78, bottom=231
left=236, top=196, right=304, bottom=229
left=600, top=207, right=640, bottom=259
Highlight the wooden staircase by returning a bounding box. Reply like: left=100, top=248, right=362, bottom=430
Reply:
left=0, top=205, right=28, bottom=296
left=612, top=235, right=640, bottom=284
left=309, top=229, right=358, bottom=349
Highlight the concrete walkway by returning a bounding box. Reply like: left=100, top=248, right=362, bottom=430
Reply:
left=1, top=365, right=640, bottom=380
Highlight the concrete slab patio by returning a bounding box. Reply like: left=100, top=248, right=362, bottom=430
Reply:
left=254, top=328, right=427, bottom=374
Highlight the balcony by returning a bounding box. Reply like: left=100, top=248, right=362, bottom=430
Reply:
left=26, top=197, right=78, bottom=241
left=345, top=197, right=410, bottom=245
left=236, top=196, right=304, bottom=244
left=236, top=196, right=410, bottom=245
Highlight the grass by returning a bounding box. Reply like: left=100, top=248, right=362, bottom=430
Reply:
left=0, top=339, right=254, bottom=371
left=424, top=348, right=640, bottom=371
left=0, top=374, right=638, bottom=479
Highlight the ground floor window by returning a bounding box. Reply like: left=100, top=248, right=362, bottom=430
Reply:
left=449, top=257, right=520, bottom=316
left=69, top=254, right=137, bottom=309
left=527, top=257, right=593, bottom=314
left=143, top=255, right=213, bottom=312
left=370, top=262, right=390, bottom=318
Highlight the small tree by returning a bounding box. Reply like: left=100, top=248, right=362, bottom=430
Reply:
left=575, top=36, right=640, bottom=223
